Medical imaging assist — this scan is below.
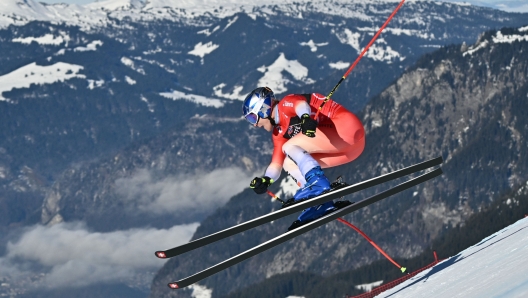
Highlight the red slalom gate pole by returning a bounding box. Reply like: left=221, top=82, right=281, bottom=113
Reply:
left=337, top=218, right=407, bottom=273
left=315, top=0, right=406, bottom=120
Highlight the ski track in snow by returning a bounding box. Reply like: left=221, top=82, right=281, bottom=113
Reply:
left=377, top=217, right=528, bottom=298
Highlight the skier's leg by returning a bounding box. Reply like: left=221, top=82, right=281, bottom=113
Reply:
left=311, top=136, right=366, bottom=168
left=281, top=111, right=364, bottom=198
left=285, top=110, right=365, bottom=158
left=281, top=110, right=364, bottom=198
left=282, top=144, right=320, bottom=178
left=282, top=144, right=331, bottom=201
left=282, top=157, right=305, bottom=187
left=283, top=112, right=364, bottom=227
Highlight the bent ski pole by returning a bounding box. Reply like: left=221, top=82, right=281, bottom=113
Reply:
left=337, top=218, right=407, bottom=273
left=268, top=193, right=408, bottom=273
left=315, top=0, right=406, bottom=120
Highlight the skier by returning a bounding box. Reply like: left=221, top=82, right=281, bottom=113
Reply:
left=243, top=87, right=365, bottom=230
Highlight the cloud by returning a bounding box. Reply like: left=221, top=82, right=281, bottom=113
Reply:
left=1, top=222, right=199, bottom=288
left=115, top=167, right=251, bottom=215
left=0, top=168, right=253, bottom=290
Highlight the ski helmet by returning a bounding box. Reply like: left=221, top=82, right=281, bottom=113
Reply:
left=242, top=87, right=276, bottom=125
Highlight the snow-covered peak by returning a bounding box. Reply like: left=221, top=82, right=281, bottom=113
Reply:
left=0, top=0, right=107, bottom=28
left=142, top=0, right=314, bottom=10
left=0, top=0, right=59, bottom=20
left=85, top=0, right=143, bottom=11
left=0, top=0, right=476, bottom=30
left=463, top=28, right=528, bottom=56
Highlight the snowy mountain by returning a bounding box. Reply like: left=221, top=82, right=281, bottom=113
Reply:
left=0, top=0, right=493, bottom=29
left=2, top=0, right=523, bottom=233
left=149, top=26, right=528, bottom=297
left=2, top=0, right=526, bottom=111
left=0, top=0, right=393, bottom=28
left=1, top=0, right=528, bottom=297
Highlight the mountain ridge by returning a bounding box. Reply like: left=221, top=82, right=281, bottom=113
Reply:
left=149, top=26, right=528, bottom=297
left=1, top=2, right=528, bottom=296
left=0, top=0, right=513, bottom=30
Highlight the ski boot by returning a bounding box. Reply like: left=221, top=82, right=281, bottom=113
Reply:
left=282, top=174, right=348, bottom=208
left=286, top=167, right=334, bottom=230
left=281, top=166, right=332, bottom=209
left=287, top=175, right=354, bottom=231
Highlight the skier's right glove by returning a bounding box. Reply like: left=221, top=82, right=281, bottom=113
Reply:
left=250, top=176, right=274, bottom=194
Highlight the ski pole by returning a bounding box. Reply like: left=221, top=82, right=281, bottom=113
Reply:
left=315, top=0, right=406, bottom=120
left=337, top=218, right=407, bottom=273
left=267, top=190, right=285, bottom=204
left=266, top=191, right=407, bottom=273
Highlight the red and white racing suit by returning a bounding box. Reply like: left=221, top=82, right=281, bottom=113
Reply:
left=264, top=93, right=365, bottom=187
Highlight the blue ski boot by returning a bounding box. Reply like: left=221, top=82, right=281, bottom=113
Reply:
left=287, top=167, right=335, bottom=231
left=292, top=166, right=331, bottom=202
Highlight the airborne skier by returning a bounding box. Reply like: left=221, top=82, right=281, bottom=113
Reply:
left=243, top=87, right=365, bottom=229
left=157, top=0, right=443, bottom=290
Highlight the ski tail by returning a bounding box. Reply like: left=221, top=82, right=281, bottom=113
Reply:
left=156, top=156, right=443, bottom=259
left=167, top=167, right=443, bottom=289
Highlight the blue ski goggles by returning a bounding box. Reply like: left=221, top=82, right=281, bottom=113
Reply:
left=244, top=112, right=260, bottom=126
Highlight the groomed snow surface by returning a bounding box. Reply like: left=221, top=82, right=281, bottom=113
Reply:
left=376, top=217, right=528, bottom=298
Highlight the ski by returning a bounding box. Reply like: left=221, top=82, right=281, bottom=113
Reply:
left=155, top=156, right=443, bottom=259
left=167, top=166, right=442, bottom=289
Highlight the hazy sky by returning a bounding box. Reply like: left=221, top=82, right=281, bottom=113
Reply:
left=34, top=0, right=528, bottom=13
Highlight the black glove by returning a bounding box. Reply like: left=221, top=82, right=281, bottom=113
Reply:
left=301, top=114, right=317, bottom=138
left=250, top=176, right=274, bottom=194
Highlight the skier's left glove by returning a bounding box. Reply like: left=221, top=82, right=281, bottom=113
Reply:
left=250, top=176, right=274, bottom=194
left=301, top=114, right=317, bottom=138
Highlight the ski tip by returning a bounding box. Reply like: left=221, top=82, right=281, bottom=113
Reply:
left=155, top=251, right=167, bottom=259
left=400, top=267, right=407, bottom=273
left=168, top=282, right=179, bottom=289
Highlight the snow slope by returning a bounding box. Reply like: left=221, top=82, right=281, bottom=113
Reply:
left=377, top=217, right=528, bottom=298
left=0, top=62, right=85, bottom=101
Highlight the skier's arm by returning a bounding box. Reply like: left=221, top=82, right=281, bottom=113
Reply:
left=264, top=162, right=282, bottom=182
left=264, top=137, right=286, bottom=181
left=250, top=162, right=281, bottom=194
left=250, top=135, right=285, bottom=194
left=294, top=100, right=311, bottom=118
left=294, top=96, right=317, bottom=137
